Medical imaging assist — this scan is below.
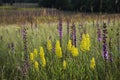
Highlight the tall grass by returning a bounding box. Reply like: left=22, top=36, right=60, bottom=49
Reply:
left=0, top=15, right=120, bottom=80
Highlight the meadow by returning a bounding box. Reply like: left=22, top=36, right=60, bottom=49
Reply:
left=0, top=9, right=120, bottom=80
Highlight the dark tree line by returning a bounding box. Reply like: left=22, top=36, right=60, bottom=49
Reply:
left=0, top=0, right=37, bottom=4
left=38, top=0, right=120, bottom=13
left=0, top=0, right=120, bottom=13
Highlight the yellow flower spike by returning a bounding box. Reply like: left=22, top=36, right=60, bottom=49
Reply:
left=29, top=53, right=34, bottom=62
left=40, top=47, right=46, bottom=67
left=82, top=33, right=86, bottom=39
left=86, top=33, right=90, bottom=38
left=34, top=61, right=39, bottom=71
left=59, top=47, right=62, bottom=58
left=41, top=57, right=46, bottom=67
left=67, top=40, right=72, bottom=51
left=90, top=57, right=96, bottom=70
left=55, top=40, right=60, bottom=48
left=34, top=49, right=38, bottom=57
left=71, top=46, right=79, bottom=57
left=47, top=40, right=52, bottom=51
left=73, top=47, right=79, bottom=57
left=40, top=47, right=45, bottom=57
left=80, top=40, right=87, bottom=51
left=56, top=47, right=62, bottom=58
left=80, top=33, right=91, bottom=51
left=85, top=33, right=91, bottom=51
left=63, top=60, right=67, bottom=70
left=55, top=40, right=62, bottom=58
left=71, top=46, right=75, bottom=55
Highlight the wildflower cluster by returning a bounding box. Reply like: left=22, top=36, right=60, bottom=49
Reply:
left=34, top=61, right=39, bottom=71
left=90, top=57, right=96, bottom=70
left=67, top=40, right=72, bottom=51
left=29, top=47, right=47, bottom=71
left=67, top=40, right=79, bottom=57
left=71, top=46, right=79, bottom=57
left=80, top=33, right=91, bottom=51
left=40, top=47, right=46, bottom=67
left=55, top=40, right=62, bottom=58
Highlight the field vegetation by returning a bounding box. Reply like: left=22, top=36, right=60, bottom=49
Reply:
left=0, top=9, right=120, bottom=80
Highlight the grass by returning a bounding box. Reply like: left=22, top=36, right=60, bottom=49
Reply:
left=0, top=6, right=36, bottom=11
left=0, top=14, right=120, bottom=80
left=0, top=6, right=14, bottom=9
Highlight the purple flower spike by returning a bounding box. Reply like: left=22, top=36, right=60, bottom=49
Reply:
left=58, top=18, right=62, bottom=46
left=102, top=44, right=108, bottom=60
left=22, top=25, right=29, bottom=79
left=70, top=23, right=76, bottom=47
left=22, top=27, right=27, bottom=53
left=102, top=23, right=108, bottom=60
left=97, top=24, right=102, bottom=42
left=73, top=23, right=76, bottom=47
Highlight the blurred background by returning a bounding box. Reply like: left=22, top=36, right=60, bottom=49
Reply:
left=0, top=0, right=120, bottom=13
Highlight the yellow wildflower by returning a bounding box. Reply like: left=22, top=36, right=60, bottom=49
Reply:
left=63, top=60, right=67, bottom=70
left=90, top=57, right=95, bottom=69
left=86, top=33, right=90, bottom=51
left=80, top=33, right=91, bottom=51
left=71, top=46, right=79, bottom=57
left=47, top=40, right=52, bottom=51
left=41, top=57, right=46, bottom=67
left=67, top=40, right=72, bottom=51
left=55, top=40, right=62, bottom=58
left=29, top=53, right=34, bottom=62
left=40, top=47, right=44, bottom=57
left=34, top=49, right=38, bottom=57
left=40, top=47, right=46, bottom=67
left=56, top=47, right=62, bottom=58
left=34, top=61, right=39, bottom=71
left=55, top=40, right=60, bottom=48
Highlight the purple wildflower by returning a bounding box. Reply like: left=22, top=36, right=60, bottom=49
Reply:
left=97, top=24, right=102, bottom=42
left=70, top=23, right=76, bottom=47
left=58, top=18, right=62, bottom=46
left=22, top=26, right=29, bottom=79
left=102, top=23, right=108, bottom=60
left=70, top=25, right=73, bottom=45
left=73, top=23, right=76, bottom=47
left=102, top=43, right=108, bottom=60
left=22, top=27, right=27, bottom=52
